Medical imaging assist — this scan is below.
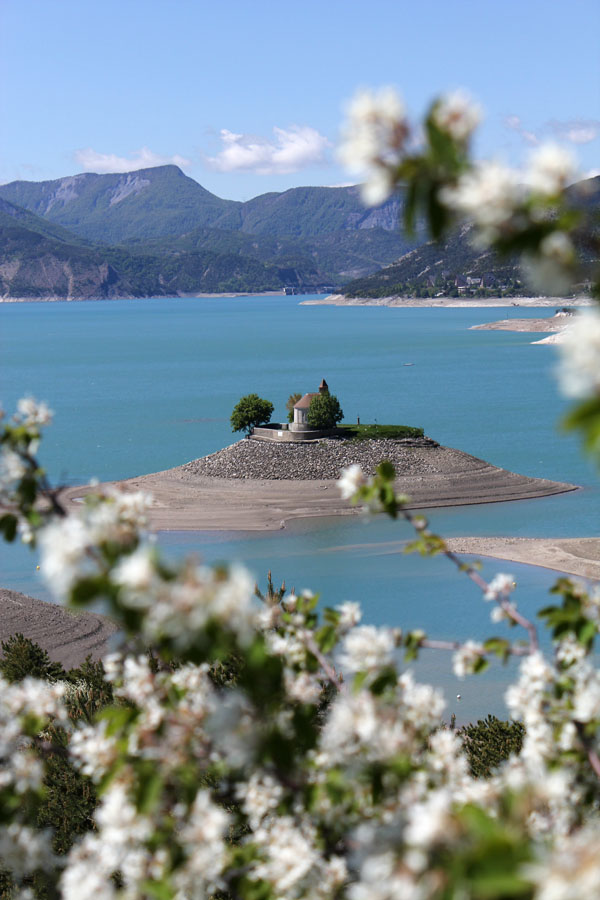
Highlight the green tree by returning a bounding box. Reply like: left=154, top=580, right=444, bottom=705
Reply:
left=286, top=392, right=302, bottom=423
left=0, top=633, right=66, bottom=683
left=230, top=394, right=274, bottom=435
left=307, top=392, right=344, bottom=429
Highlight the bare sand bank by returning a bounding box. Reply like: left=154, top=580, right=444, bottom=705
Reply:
left=470, top=311, right=574, bottom=334
left=59, top=442, right=578, bottom=533
left=0, top=589, right=117, bottom=669
left=302, top=295, right=591, bottom=309
left=446, top=537, right=600, bottom=581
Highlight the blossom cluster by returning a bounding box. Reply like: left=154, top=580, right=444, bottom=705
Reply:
left=338, top=87, right=586, bottom=296
left=3, top=456, right=600, bottom=899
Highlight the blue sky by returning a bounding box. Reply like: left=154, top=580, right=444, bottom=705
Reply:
left=1, top=0, right=599, bottom=199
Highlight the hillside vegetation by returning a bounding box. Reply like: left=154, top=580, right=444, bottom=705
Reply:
left=2, top=168, right=596, bottom=301
left=0, top=167, right=419, bottom=299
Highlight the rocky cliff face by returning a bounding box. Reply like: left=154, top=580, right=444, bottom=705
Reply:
left=0, top=254, right=138, bottom=300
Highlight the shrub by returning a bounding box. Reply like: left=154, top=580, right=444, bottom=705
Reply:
left=230, top=393, right=274, bottom=435
left=285, top=392, right=302, bottom=423
left=0, top=633, right=66, bottom=683
left=307, top=392, right=344, bottom=429
left=459, top=715, right=525, bottom=778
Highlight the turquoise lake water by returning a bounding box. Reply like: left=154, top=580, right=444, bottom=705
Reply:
left=1, top=295, right=597, bottom=720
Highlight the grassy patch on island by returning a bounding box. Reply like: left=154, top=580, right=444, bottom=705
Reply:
left=337, top=424, right=424, bottom=441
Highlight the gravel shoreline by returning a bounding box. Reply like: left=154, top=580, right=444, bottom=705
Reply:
left=181, top=436, right=440, bottom=481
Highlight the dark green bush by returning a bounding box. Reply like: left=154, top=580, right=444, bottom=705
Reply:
left=0, top=634, right=66, bottom=683
left=459, top=715, right=525, bottom=778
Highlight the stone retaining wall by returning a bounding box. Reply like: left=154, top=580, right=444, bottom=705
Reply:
left=251, top=425, right=338, bottom=442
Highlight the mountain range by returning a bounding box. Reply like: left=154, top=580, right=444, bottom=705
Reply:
left=0, top=167, right=596, bottom=301
left=0, top=166, right=418, bottom=300
left=341, top=176, right=600, bottom=300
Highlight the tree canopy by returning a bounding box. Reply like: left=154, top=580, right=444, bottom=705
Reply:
left=230, top=393, right=274, bottom=435
left=307, top=392, right=344, bottom=429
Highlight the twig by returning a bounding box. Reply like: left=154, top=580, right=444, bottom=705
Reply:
left=302, top=634, right=343, bottom=690
left=575, top=721, right=600, bottom=780
left=400, top=507, right=539, bottom=652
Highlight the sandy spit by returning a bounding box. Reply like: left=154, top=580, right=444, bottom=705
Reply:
left=58, top=442, right=578, bottom=533
left=302, top=295, right=592, bottom=309
left=470, top=311, right=575, bottom=333
left=445, top=537, right=600, bottom=581
left=0, top=589, right=117, bottom=669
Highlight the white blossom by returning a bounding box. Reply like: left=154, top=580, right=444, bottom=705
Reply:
left=440, top=161, right=521, bottom=243
left=338, top=87, right=407, bottom=205
left=556, top=310, right=600, bottom=397
left=452, top=640, right=485, bottom=678
left=236, top=772, right=283, bottom=830
left=484, top=573, right=515, bottom=601
left=0, top=824, right=55, bottom=879
left=113, top=545, right=156, bottom=592
left=399, top=671, right=446, bottom=729
left=555, top=635, right=587, bottom=667
left=177, top=790, right=230, bottom=884
left=530, top=823, right=600, bottom=899
left=69, top=719, right=119, bottom=781
left=526, top=143, right=577, bottom=196
left=336, top=600, right=362, bottom=630
left=16, top=396, right=53, bottom=427
left=540, top=231, right=575, bottom=265
left=250, top=816, right=319, bottom=895
left=285, top=669, right=322, bottom=704
left=349, top=851, right=422, bottom=900
left=432, top=89, right=481, bottom=141
left=339, top=624, right=396, bottom=672
left=404, top=788, right=453, bottom=848
left=0, top=448, right=26, bottom=489
left=337, top=464, right=366, bottom=499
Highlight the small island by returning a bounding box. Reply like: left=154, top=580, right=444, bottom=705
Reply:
left=59, top=377, right=578, bottom=532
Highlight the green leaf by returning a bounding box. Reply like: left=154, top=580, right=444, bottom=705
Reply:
left=0, top=514, right=18, bottom=542
left=376, top=460, right=396, bottom=482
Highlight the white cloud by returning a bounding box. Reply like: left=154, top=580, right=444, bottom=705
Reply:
left=504, top=115, right=539, bottom=145
left=74, top=147, right=191, bottom=174
left=505, top=115, right=599, bottom=147
left=207, top=126, right=330, bottom=174
left=548, top=119, right=599, bottom=145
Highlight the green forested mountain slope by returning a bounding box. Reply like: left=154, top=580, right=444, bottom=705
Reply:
left=342, top=177, right=600, bottom=299
left=0, top=200, right=326, bottom=299
left=133, top=223, right=413, bottom=281
left=0, top=167, right=404, bottom=245
left=0, top=197, right=91, bottom=246
left=216, top=185, right=403, bottom=237
left=0, top=167, right=418, bottom=294
left=0, top=167, right=238, bottom=244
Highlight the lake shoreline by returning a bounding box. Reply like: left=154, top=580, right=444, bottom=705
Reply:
left=446, top=537, right=600, bottom=581
left=2, top=532, right=598, bottom=669
left=0, top=589, right=117, bottom=669
left=0, top=290, right=286, bottom=304
left=58, top=438, right=578, bottom=533
left=303, top=294, right=592, bottom=309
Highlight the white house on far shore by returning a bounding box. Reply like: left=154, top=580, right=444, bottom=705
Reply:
left=291, top=378, right=329, bottom=432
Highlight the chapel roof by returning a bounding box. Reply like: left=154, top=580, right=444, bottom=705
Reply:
left=293, top=392, right=319, bottom=410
